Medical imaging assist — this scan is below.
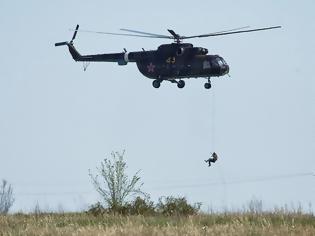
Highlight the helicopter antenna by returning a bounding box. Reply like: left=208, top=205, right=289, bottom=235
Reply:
left=82, top=61, right=90, bottom=71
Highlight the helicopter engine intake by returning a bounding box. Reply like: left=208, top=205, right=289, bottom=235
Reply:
left=117, top=52, right=129, bottom=65
left=193, top=47, right=208, bottom=55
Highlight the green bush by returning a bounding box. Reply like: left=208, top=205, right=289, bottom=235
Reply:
left=87, top=196, right=200, bottom=216
left=87, top=197, right=155, bottom=216
left=126, top=196, right=155, bottom=215
left=156, top=196, right=201, bottom=216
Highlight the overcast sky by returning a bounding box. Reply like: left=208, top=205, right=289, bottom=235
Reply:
left=0, top=0, right=314, bottom=213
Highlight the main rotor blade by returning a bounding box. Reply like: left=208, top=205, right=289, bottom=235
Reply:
left=121, top=26, right=251, bottom=39
left=69, top=29, right=169, bottom=38
left=120, top=28, right=171, bottom=38
left=209, top=26, right=250, bottom=34
left=182, top=26, right=281, bottom=39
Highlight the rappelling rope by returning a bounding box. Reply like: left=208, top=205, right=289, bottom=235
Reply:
left=211, top=87, right=228, bottom=206
left=211, top=89, right=216, bottom=151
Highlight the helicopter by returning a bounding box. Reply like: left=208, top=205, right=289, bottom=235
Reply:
left=55, top=25, right=281, bottom=89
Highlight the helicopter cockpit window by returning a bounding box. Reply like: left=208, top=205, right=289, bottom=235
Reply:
left=216, top=58, right=224, bottom=66
left=216, top=57, right=227, bottom=66
left=220, top=58, right=227, bottom=65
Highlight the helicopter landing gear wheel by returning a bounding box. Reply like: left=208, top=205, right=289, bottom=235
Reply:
left=152, top=79, right=161, bottom=88
left=204, top=78, right=211, bottom=89
left=177, top=80, right=185, bottom=89
left=204, top=82, right=211, bottom=89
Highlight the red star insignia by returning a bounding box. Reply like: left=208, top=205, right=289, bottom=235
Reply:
left=147, top=62, right=156, bottom=73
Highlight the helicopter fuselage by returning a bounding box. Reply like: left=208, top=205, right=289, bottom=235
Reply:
left=67, top=42, right=229, bottom=82
left=131, top=43, right=229, bottom=80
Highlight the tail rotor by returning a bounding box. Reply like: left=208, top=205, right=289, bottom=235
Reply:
left=71, top=24, right=79, bottom=43
left=55, top=24, right=79, bottom=47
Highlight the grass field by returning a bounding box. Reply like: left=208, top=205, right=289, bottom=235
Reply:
left=1, top=212, right=315, bottom=236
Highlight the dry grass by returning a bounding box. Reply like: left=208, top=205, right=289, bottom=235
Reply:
left=1, top=212, right=315, bottom=236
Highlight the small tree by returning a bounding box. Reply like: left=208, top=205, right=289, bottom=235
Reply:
left=89, top=150, right=145, bottom=212
left=0, top=179, right=15, bottom=214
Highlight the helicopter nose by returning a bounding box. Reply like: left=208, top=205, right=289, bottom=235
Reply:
left=216, top=57, right=229, bottom=75
left=225, top=64, right=229, bottom=74
left=221, top=64, right=229, bottom=75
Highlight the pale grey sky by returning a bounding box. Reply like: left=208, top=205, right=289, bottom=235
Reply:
left=0, top=0, right=314, bottom=212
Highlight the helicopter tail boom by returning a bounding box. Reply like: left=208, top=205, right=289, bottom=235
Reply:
left=55, top=40, right=132, bottom=64
left=55, top=24, right=134, bottom=65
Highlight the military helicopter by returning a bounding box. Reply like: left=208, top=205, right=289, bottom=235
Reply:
left=55, top=25, right=281, bottom=89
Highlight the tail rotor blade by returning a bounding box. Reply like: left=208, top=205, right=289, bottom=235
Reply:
left=71, top=24, right=79, bottom=41
left=55, top=41, right=68, bottom=47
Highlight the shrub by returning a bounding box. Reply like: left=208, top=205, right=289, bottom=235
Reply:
left=126, top=196, right=155, bottom=215
left=156, top=196, right=201, bottom=216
